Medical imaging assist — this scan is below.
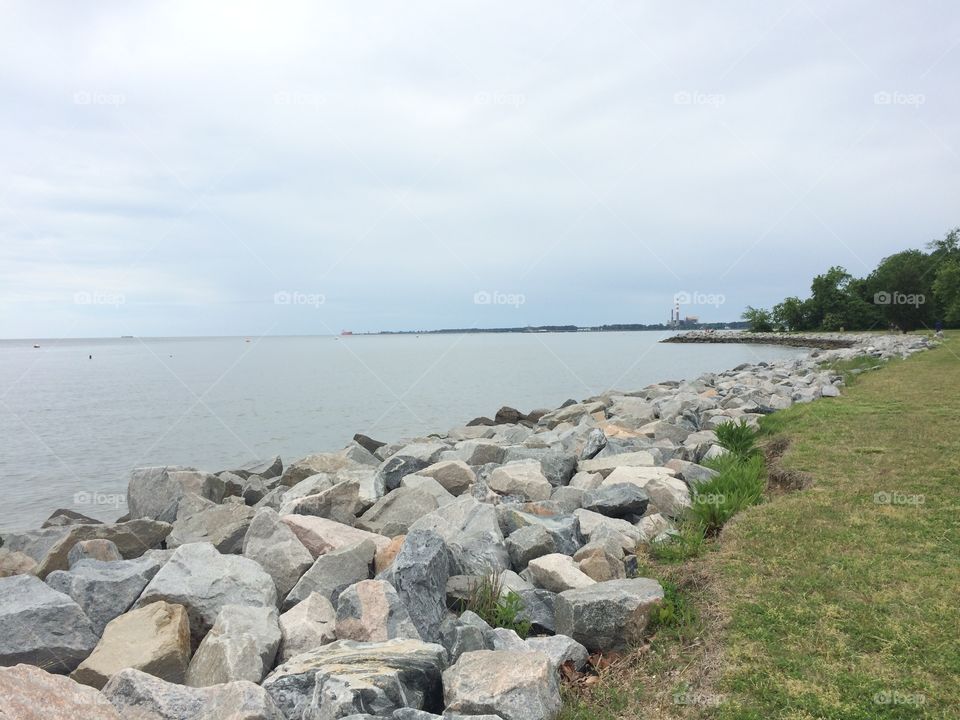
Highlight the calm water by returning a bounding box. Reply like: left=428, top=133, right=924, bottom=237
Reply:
left=0, top=332, right=805, bottom=531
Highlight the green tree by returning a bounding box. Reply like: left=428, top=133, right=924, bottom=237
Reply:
left=867, top=250, right=935, bottom=332
left=742, top=306, right=773, bottom=332
left=807, top=266, right=853, bottom=328
left=772, top=296, right=809, bottom=331
left=927, top=227, right=960, bottom=261
left=933, top=258, right=960, bottom=326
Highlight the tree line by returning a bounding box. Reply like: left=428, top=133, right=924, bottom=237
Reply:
left=742, top=227, right=960, bottom=333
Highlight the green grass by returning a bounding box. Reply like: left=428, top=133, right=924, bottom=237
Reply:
left=693, top=454, right=766, bottom=534
left=558, top=334, right=959, bottom=719
left=716, top=338, right=960, bottom=719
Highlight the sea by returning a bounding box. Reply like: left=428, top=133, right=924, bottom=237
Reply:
left=0, top=332, right=806, bottom=532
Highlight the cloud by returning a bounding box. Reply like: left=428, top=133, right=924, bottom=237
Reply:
left=0, top=0, right=957, bottom=337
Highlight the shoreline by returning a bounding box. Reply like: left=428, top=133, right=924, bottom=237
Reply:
left=661, top=329, right=859, bottom=350
left=0, top=331, right=938, bottom=719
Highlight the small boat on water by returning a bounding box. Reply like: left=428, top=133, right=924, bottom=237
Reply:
left=33, top=343, right=40, bottom=348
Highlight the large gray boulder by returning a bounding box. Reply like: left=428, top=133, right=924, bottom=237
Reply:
left=102, top=668, right=284, bottom=719
left=416, top=460, right=476, bottom=495
left=581, top=483, right=649, bottom=518
left=356, top=487, right=439, bottom=537
left=487, top=461, right=552, bottom=501
left=134, top=542, right=277, bottom=647
left=496, top=507, right=582, bottom=556
left=46, top=555, right=165, bottom=636
left=408, top=496, right=510, bottom=575
left=523, top=554, right=595, bottom=593
left=280, top=452, right=367, bottom=487
left=384, top=530, right=450, bottom=643
left=279, top=481, right=361, bottom=523
left=283, top=539, right=375, bottom=610
left=277, top=593, right=337, bottom=663
left=127, top=467, right=222, bottom=522
left=505, top=525, right=556, bottom=571
left=67, top=539, right=121, bottom=566
left=3, top=519, right=171, bottom=578
left=262, top=639, right=447, bottom=720
left=438, top=615, right=488, bottom=665
left=0, top=574, right=98, bottom=673
left=376, top=443, right=446, bottom=492
left=0, top=664, right=122, bottom=719
left=336, top=579, right=421, bottom=642
left=442, top=650, right=561, bottom=720
left=525, top=634, right=589, bottom=672
left=186, top=605, right=280, bottom=686
left=242, top=508, right=314, bottom=603
left=555, top=578, right=664, bottom=651
left=70, top=601, right=191, bottom=690
left=280, top=515, right=391, bottom=558
left=166, top=495, right=253, bottom=554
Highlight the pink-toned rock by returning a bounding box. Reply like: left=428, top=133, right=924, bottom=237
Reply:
left=281, top=515, right=391, bottom=558
left=374, top=535, right=405, bottom=574
left=277, top=592, right=337, bottom=662
left=0, top=664, right=121, bottom=719
left=0, top=549, right=37, bottom=577
left=335, top=579, right=420, bottom=643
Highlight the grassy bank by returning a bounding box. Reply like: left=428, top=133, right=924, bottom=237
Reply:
left=560, top=337, right=960, bottom=719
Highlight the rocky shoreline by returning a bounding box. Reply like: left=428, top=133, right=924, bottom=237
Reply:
left=661, top=329, right=858, bottom=349
left=0, top=332, right=936, bottom=720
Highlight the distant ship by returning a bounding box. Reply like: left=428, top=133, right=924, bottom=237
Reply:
left=340, top=330, right=353, bottom=336
left=121, top=335, right=133, bottom=338
left=33, top=343, right=40, bottom=348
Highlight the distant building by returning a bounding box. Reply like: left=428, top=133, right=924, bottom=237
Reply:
left=685, top=315, right=699, bottom=324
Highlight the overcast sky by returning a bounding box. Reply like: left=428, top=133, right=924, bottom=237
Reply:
left=1, top=1, right=957, bottom=338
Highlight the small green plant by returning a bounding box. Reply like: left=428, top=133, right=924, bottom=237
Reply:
left=649, top=580, right=697, bottom=631
left=460, top=572, right=531, bottom=638
left=714, top=419, right=761, bottom=461
left=693, top=453, right=766, bottom=534
left=648, top=521, right=707, bottom=562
